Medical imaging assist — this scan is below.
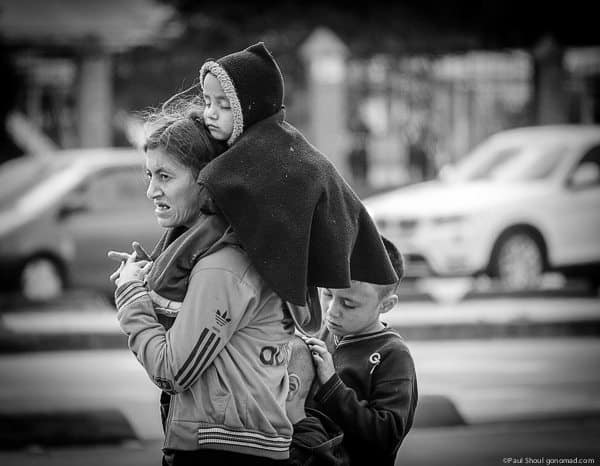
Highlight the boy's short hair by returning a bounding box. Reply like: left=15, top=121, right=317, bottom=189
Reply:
left=377, top=235, right=405, bottom=298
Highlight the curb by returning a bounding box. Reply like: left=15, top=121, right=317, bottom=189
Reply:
left=1, top=320, right=599, bottom=354
left=0, top=331, right=128, bottom=353
left=1, top=398, right=598, bottom=451
left=0, top=410, right=137, bottom=450
left=396, top=319, right=600, bottom=340
left=413, top=395, right=466, bottom=427
left=1, top=296, right=599, bottom=352
left=0, top=397, right=465, bottom=450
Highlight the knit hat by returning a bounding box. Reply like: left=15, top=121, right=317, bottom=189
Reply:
left=199, top=42, right=285, bottom=145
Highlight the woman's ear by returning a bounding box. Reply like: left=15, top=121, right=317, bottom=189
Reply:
left=380, top=294, right=399, bottom=314
left=286, top=374, right=300, bottom=402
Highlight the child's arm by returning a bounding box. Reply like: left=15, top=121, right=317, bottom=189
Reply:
left=307, top=338, right=417, bottom=456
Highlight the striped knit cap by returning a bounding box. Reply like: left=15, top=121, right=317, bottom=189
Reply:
left=199, top=42, right=285, bottom=145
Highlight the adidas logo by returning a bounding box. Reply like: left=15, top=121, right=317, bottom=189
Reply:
left=215, top=309, right=231, bottom=327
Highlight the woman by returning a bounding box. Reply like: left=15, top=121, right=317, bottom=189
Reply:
left=110, top=98, right=294, bottom=465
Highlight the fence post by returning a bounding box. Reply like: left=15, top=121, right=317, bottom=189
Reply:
left=77, top=50, right=113, bottom=147
left=300, top=27, right=351, bottom=179
left=532, top=36, right=568, bottom=124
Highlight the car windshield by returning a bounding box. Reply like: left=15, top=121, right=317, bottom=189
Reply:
left=0, top=156, right=72, bottom=211
left=448, top=135, right=569, bottom=182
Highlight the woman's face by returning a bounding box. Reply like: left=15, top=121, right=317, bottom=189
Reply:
left=145, top=148, right=204, bottom=229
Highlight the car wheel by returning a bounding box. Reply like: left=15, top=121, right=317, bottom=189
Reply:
left=20, top=257, right=65, bottom=302
left=493, top=232, right=544, bottom=290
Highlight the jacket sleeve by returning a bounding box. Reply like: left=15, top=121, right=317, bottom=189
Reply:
left=313, top=348, right=417, bottom=455
left=115, top=264, right=256, bottom=394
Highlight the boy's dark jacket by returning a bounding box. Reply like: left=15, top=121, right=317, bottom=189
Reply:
left=197, top=109, right=398, bottom=307
left=288, top=408, right=348, bottom=466
left=310, top=327, right=418, bottom=466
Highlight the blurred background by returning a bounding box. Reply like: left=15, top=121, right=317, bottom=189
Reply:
left=0, top=0, right=599, bottom=465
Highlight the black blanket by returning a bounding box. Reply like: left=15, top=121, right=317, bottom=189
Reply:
left=197, top=109, right=397, bottom=306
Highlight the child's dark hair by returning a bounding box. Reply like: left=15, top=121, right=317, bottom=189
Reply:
left=143, top=92, right=226, bottom=178
left=378, top=235, right=405, bottom=297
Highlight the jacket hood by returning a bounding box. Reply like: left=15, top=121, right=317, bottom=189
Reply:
left=199, top=42, right=285, bottom=145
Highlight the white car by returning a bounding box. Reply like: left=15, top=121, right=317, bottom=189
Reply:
left=364, top=125, right=600, bottom=290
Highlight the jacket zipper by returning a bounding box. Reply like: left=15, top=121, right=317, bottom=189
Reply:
left=164, top=392, right=176, bottom=447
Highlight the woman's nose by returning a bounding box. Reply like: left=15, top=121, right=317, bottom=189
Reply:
left=146, top=179, right=160, bottom=199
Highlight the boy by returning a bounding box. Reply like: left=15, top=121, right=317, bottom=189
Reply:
left=305, top=236, right=418, bottom=466
left=198, top=42, right=398, bottom=335
left=286, top=335, right=348, bottom=466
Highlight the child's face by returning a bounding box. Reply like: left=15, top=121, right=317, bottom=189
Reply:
left=202, top=73, right=234, bottom=141
left=320, top=281, right=386, bottom=338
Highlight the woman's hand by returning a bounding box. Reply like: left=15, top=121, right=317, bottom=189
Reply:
left=108, top=241, right=151, bottom=285
left=114, top=252, right=152, bottom=288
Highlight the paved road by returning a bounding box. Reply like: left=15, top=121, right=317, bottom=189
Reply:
left=1, top=337, right=599, bottom=440
left=409, top=337, right=600, bottom=422
left=1, top=337, right=599, bottom=465
left=0, top=349, right=162, bottom=440
left=396, top=419, right=600, bottom=466
left=1, top=418, right=599, bottom=466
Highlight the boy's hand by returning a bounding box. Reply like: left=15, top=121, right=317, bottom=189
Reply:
left=305, top=337, right=335, bottom=384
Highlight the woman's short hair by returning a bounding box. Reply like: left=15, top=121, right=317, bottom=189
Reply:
left=142, top=94, right=226, bottom=178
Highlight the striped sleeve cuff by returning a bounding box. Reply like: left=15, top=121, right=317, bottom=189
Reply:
left=115, top=280, right=149, bottom=310
left=315, top=373, right=344, bottom=404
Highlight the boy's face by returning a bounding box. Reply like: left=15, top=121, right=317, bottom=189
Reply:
left=320, top=281, right=389, bottom=338
left=202, top=73, right=234, bottom=141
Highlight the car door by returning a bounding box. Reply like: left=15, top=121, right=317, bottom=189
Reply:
left=59, top=165, right=162, bottom=296
left=549, top=143, right=600, bottom=266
